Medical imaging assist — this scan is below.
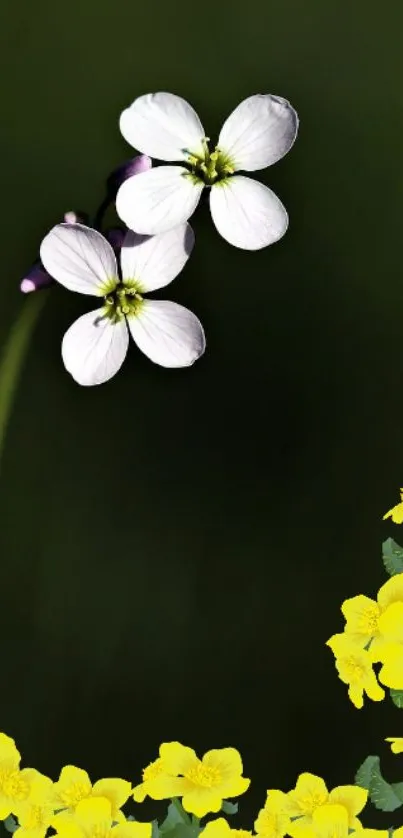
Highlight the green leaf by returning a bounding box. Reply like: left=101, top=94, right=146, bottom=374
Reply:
left=160, top=802, right=190, bottom=834
left=390, top=689, right=403, bottom=708
left=3, top=817, right=18, bottom=834
left=356, top=755, right=403, bottom=812
left=221, top=801, right=238, bottom=815
left=161, top=824, right=200, bottom=838
left=382, top=538, right=403, bottom=576
left=391, top=783, right=403, bottom=803
left=151, top=821, right=159, bottom=838
left=355, top=756, right=379, bottom=789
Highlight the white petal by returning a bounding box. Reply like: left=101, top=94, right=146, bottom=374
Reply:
left=119, top=92, right=205, bottom=162
left=218, top=94, right=298, bottom=172
left=128, top=300, right=205, bottom=368
left=120, top=224, right=194, bottom=292
left=116, top=166, right=203, bottom=235
left=209, top=175, right=288, bottom=250
left=40, top=224, right=117, bottom=296
left=62, top=308, right=129, bottom=386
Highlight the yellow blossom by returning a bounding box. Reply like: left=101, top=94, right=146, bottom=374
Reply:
left=52, top=796, right=151, bottom=838
left=254, top=789, right=291, bottom=838
left=286, top=775, right=367, bottom=828
left=141, top=742, right=250, bottom=817
left=14, top=771, right=56, bottom=838
left=53, top=766, right=131, bottom=819
left=326, top=635, right=385, bottom=707
left=0, top=732, right=46, bottom=819
left=288, top=803, right=389, bottom=838
left=383, top=489, right=403, bottom=523
left=385, top=737, right=403, bottom=754
left=200, top=818, right=251, bottom=838
left=132, top=758, right=168, bottom=803
left=337, top=573, right=403, bottom=652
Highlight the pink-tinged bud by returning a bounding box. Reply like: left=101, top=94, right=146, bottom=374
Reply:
left=107, top=154, right=152, bottom=194
left=63, top=210, right=89, bottom=224
left=20, top=263, right=53, bottom=294
left=105, top=227, right=126, bottom=250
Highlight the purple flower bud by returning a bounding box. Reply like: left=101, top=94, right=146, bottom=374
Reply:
left=105, top=227, right=126, bottom=250
left=107, top=154, right=152, bottom=194
left=63, top=210, right=89, bottom=224
left=20, top=263, right=53, bottom=294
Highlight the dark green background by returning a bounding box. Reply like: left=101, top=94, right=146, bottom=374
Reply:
left=0, top=0, right=402, bottom=828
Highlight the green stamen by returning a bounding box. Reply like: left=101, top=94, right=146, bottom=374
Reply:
left=103, top=279, right=144, bottom=323
left=186, top=137, right=234, bottom=185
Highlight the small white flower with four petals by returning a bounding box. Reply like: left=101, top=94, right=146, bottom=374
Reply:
left=116, top=91, right=298, bottom=250
left=40, top=223, right=205, bottom=386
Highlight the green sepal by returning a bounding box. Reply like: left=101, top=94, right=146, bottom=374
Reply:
left=151, top=821, right=160, bottom=838
left=2, top=817, right=18, bottom=834
left=390, top=689, right=403, bottom=708
left=382, top=538, right=403, bottom=576
left=221, top=801, right=238, bottom=815
left=355, top=755, right=403, bottom=812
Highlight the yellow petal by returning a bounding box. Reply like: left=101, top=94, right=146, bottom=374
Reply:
left=378, top=602, right=403, bottom=643
left=347, top=683, right=364, bottom=709
left=112, top=822, right=152, bottom=838
left=201, top=820, right=231, bottom=838
left=311, top=804, right=348, bottom=838
left=377, top=573, right=403, bottom=610
left=358, top=831, right=389, bottom=838
left=74, top=797, right=112, bottom=832
left=159, top=743, right=198, bottom=775
left=328, top=785, right=368, bottom=823
left=264, top=790, right=291, bottom=814
left=203, top=748, right=244, bottom=778
left=182, top=787, right=223, bottom=817
left=145, top=776, right=188, bottom=800
left=378, top=644, right=403, bottom=689
left=92, top=780, right=132, bottom=815
left=0, top=733, right=21, bottom=770
left=131, top=784, right=147, bottom=804
left=383, top=501, right=403, bottom=523
left=385, top=737, right=403, bottom=754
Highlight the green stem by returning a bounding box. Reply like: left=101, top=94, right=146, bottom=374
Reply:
left=0, top=292, right=48, bottom=472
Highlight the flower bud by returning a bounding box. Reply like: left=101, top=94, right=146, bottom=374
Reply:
left=63, top=210, right=89, bottom=224
left=20, top=263, right=53, bottom=294
left=107, top=154, right=152, bottom=194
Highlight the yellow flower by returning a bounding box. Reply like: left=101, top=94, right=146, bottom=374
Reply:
left=53, top=766, right=131, bottom=819
left=0, top=732, right=45, bottom=819
left=132, top=758, right=168, bottom=803
left=337, top=573, right=403, bottom=651
left=254, top=789, right=291, bottom=838
left=286, top=775, right=367, bottom=828
left=385, top=737, right=403, bottom=754
left=288, top=804, right=388, bottom=838
left=200, top=818, right=251, bottom=838
left=14, top=771, right=55, bottom=838
left=326, top=635, right=385, bottom=707
left=371, top=642, right=403, bottom=690
left=383, top=489, right=403, bottom=523
left=52, top=797, right=151, bottom=838
left=142, top=742, right=250, bottom=817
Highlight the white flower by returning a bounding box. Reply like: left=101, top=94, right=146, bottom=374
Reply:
left=39, top=222, right=205, bottom=385
left=116, top=92, right=298, bottom=251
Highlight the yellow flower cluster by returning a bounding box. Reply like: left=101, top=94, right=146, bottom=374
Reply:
left=2, top=735, right=400, bottom=838
left=326, top=572, right=403, bottom=707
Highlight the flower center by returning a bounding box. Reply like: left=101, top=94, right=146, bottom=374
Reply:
left=186, top=137, right=234, bottom=186
left=185, top=762, right=221, bottom=788
left=344, top=656, right=366, bottom=683
left=143, top=759, right=165, bottom=782
left=0, top=769, right=30, bottom=801
left=59, top=782, right=90, bottom=808
left=104, top=280, right=143, bottom=323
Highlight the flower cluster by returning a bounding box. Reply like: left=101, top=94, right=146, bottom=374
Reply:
left=20, top=91, right=299, bottom=386
left=1, top=734, right=401, bottom=838
left=326, top=492, right=403, bottom=709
